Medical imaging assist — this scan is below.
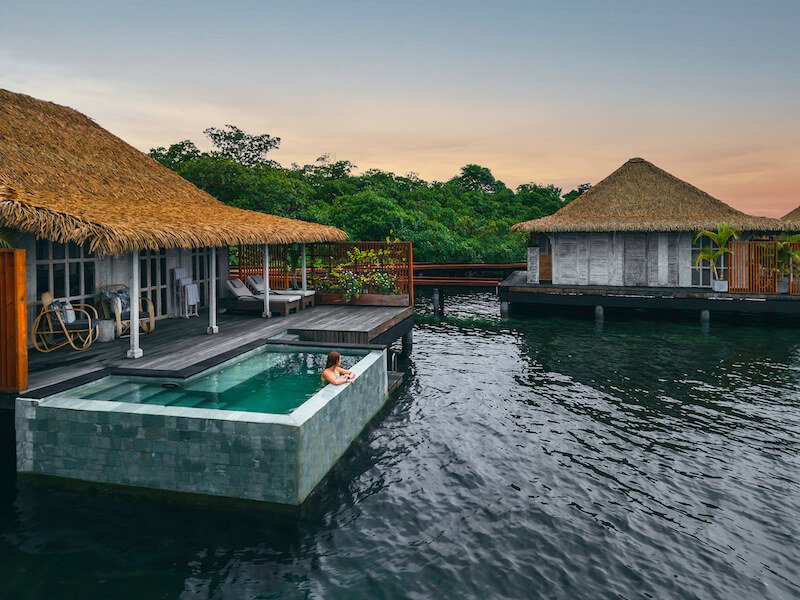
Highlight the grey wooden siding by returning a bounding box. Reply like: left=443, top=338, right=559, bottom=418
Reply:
left=550, top=232, right=692, bottom=288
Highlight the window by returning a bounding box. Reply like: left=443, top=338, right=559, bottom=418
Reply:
left=691, top=236, right=728, bottom=287
left=190, top=248, right=212, bottom=306
left=35, top=240, right=97, bottom=305
left=140, top=248, right=169, bottom=317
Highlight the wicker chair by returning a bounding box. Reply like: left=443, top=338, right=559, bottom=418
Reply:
left=31, top=292, right=99, bottom=352
left=98, top=284, right=156, bottom=338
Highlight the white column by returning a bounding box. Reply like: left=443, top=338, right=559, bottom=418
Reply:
left=262, top=244, right=271, bottom=318
left=301, top=242, right=307, bottom=291
left=127, top=249, right=143, bottom=359
left=207, top=246, right=219, bottom=334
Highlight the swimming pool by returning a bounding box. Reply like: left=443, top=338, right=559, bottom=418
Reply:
left=64, top=347, right=363, bottom=414
left=16, top=343, right=389, bottom=504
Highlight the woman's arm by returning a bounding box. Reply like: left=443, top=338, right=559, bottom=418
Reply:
left=322, top=369, right=347, bottom=385
left=336, top=366, right=355, bottom=376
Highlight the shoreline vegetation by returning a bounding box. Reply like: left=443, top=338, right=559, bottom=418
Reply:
left=149, top=125, right=589, bottom=263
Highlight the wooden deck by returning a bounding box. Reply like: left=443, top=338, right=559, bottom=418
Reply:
left=8, top=304, right=412, bottom=399
left=499, top=271, right=800, bottom=315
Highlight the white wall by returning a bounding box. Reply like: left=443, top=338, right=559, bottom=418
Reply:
left=550, top=231, right=693, bottom=287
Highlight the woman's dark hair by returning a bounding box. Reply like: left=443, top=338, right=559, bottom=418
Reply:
left=325, top=351, right=341, bottom=369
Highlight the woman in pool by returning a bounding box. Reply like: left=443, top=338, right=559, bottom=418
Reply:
left=321, top=351, right=356, bottom=385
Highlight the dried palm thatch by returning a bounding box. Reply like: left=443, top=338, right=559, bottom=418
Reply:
left=781, top=205, right=800, bottom=224
left=511, top=158, right=792, bottom=234
left=0, top=89, right=347, bottom=256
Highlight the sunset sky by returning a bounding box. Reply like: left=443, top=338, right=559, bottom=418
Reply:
left=1, top=1, right=798, bottom=216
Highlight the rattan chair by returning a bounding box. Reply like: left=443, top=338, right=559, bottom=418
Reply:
left=98, top=284, right=156, bottom=337
left=32, top=292, right=99, bottom=352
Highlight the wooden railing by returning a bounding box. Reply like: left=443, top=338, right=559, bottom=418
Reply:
left=0, top=249, right=28, bottom=392
left=232, top=241, right=414, bottom=304
left=728, top=240, right=800, bottom=295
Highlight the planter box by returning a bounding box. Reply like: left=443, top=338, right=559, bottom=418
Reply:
left=317, top=293, right=410, bottom=307
left=711, top=279, right=728, bottom=293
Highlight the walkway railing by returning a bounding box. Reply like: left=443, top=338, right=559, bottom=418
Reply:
left=728, top=240, right=800, bottom=295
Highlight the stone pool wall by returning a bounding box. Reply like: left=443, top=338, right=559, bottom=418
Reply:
left=16, top=349, right=387, bottom=505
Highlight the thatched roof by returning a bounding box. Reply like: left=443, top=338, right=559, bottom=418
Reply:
left=781, top=205, right=800, bottom=224
left=0, top=89, right=347, bottom=255
left=511, top=157, right=792, bottom=234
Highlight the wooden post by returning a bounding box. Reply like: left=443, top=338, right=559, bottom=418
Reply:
left=0, top=249, right=28, bottom=392
left=207, top=246, right=219, bottom=334
left=301, top=243, right=307, bottom=292
left=262, top=244, right=271, bottom=318
left=127, top=250, right=143, bottom=359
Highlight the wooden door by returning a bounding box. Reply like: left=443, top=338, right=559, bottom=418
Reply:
left=588, top=234, right=611, bottom=285
left=623, top=234, right=648, bottom=286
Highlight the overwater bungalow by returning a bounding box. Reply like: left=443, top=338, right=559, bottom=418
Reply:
left=1, top=89, right=413, bottom=505
left=501, top=157, right=800, bottom=317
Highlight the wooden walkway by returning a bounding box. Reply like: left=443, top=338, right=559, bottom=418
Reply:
left=17, top=305, right=412, bottom=395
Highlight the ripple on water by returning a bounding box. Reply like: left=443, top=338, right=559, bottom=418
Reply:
left=1, top=291, right=799, bottom=599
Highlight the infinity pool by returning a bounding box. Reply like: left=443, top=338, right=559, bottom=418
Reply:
left=63, top=347, right=363, bottom=414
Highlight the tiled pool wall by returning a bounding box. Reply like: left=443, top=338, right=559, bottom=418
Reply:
left=16, top=349, right=388, bottom=505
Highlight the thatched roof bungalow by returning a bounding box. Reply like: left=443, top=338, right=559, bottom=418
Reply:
left=511, top=158, right=790, bottom=289
left=0, top=89, right=346, bottom=354
left=0, top=89, right=345, bottom=255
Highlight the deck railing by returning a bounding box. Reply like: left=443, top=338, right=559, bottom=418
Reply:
left=728, top=240, right=800, bottom=295
left=232, top=241, right=414, bottom=304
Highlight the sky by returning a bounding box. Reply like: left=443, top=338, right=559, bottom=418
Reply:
left=1, top=0, right=798, bottom=216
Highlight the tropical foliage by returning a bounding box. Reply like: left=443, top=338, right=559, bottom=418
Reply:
left=150, top=126, right=588, bottom=263
left=694, top=223, right=741, bottom=280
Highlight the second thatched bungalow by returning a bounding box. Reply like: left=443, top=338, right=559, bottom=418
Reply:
left=500, top=158, right=800, bottom=318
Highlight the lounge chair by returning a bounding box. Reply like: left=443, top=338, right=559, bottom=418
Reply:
left=245, top=274, right=315, bottom=309
left=98, top=284, right=156, bottom=338
left=222, top=278, right=301, bottom=316
left=32, top=292, right=99, bottom=352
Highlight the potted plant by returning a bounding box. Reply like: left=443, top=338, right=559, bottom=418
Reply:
left=694, top=223, right=741, bottom=293
left=774, top=234, right=800, bottom=294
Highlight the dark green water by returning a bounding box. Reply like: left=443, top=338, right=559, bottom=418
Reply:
left=1, top=291, right=799, bottom=599
left=66, top=349, right=361, bottom=414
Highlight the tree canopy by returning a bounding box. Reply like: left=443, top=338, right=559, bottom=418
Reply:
left=149, top=126, right=589, bottom=263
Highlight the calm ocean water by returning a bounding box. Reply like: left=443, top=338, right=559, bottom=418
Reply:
left=2, top=290, right=799, bottom=599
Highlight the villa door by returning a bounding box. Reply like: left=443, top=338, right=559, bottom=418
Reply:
left=623, top=234, right=648, bottom=286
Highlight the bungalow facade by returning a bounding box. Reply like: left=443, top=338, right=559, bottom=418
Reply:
left=0, top=89, right=346, bottom=356
left=511, top=158, right=793, bottom=289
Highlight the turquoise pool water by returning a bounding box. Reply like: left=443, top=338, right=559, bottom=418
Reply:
left=66, top=347, right=362, bottom=414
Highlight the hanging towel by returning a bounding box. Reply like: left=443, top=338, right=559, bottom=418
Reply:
left=185, top=283, right=200, bottom=306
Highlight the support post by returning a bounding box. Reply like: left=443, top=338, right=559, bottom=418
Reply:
left=207, top=246, right=219, bottom=334
left=262, top=244, right=271, bottom=318
left=700, top=309, right=710, bottom=324
left=595, top=305, right=604, bottom=320
left=301, top=242, right=307, bottom=292
left=432, top=288, right=442, bottom=316
left=401, top=330, right=413, bottom=356
left=500, top=301, right=510, bottom=317
left=127, top=250, right=143, bottom=359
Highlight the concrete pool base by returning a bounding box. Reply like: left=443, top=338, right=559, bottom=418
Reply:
left=15, top=348, right=388, bottom=505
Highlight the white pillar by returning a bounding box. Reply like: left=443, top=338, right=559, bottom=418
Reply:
left=262, top=244, right=271, bottom=318
left=301, top=242, right=307, bottom=291
left=207, top=246, right=219, bottom=334
left=127, top=249, right=143, bottom=359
